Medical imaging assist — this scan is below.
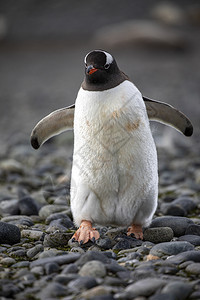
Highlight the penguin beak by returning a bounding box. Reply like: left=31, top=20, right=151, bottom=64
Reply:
left=86, top=65, right=98, bottom=75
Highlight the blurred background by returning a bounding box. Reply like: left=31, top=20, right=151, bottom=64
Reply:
left=0, top=0, right=199, bottom=148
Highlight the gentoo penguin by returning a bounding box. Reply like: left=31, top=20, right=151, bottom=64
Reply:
left=31, top=50, right=193, bottom=244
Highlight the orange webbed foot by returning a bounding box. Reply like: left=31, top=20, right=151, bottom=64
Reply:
left=127, top=224, right=143, bottom=240
left=72, top=220, right=100, bottom=245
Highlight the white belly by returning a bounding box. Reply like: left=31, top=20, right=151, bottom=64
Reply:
left=71, top=80, right=158, bottom=227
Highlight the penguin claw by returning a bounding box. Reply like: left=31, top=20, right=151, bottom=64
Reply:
left=72, top=220, right=100, bottom=245
left=127, top=224, right=143, bottom=240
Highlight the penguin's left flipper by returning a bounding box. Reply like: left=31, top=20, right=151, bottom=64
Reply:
left=31, top=104, right=75, bottom=149
left=143, top=96, right=193, bottom=137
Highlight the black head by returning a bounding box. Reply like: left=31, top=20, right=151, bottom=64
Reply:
left=82, top=50, right=128, bottom=91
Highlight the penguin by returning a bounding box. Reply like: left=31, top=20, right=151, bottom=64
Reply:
left=31, top=50, right=193, bottom=244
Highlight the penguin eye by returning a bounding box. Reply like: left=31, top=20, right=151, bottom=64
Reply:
left=104, top=63, right=110, bottom=69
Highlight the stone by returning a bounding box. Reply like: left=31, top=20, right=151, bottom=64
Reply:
left=21, top=229, right=44, bottom=241
left=37, top=282, right=67, bottom=299
left=185, top=263, right=200, bottom=276
left=46, top=218, right=74, bottom=233
left=54, top=274, right=79, bottom=285
left=172, top=197, right=197, bottom=213
left=124, top=278, right=166, bottom=298
left=150, top=216, right=194, bottom=237
left=0, top=221, right=21, bottom=245
left=80, top=286, right=112, bottom=300
left=0, top=199, right=19, bottom=215
left=150, top=241, right=194, bottom=257
left=79, top=260, right=107, bottom=278
left=0, top=159, right=24, bottom=174
left=113, top=236, right=143, bottom=250
left=159, top=281, right=193, bottom=300
left=62, top=263, right=78, bottom=274
left=30, top=253, right=80, bottom=268
left=43, top=232, right=72, bottom=247
left=18, top=196, right=39, bottom=215
left=26, top=244, right=44, bottom=258
left=67, top=276, right=98, bottom=293
left=45, top=212, right=73, bottom=225
left=185, top=224, right=200, bottom=236
left=178, top=235, right=200, bottom=246
left=39, top=204, right=70, bottom=219
left=1, top=257, right=16, bottom=266
left=167, top=250, right=200, bottom=264
left=44, top=262, right=60, bottom=275
left=75, top=251, right=110, bottom=267
left=144, top=227, right=174, bottom=243
left=96, top=237, right=113, bottom=250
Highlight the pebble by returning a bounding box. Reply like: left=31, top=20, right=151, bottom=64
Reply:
left=178, top=235, right=200, bottom=246
left=0, top=221, right=21, bottom=245
left=39, top=204, right=71, bottom=219
left=185, top=263, right=200, bottom=276
left=118, top=278, right=166, bottom=299
left=21, top=229, right=44, bottom=240
left=79, top=260, right=107, bottom=278
left=43, top=232, right=73, bottom=247
left=75, top=251, right=110, bottom=267
left=150, top=216, right=194, bottom=237
left=167, top=250, right=200, bottom=264
left=185, top=224, right=200, bottom=236
left=18, top=196, right=39, bottom=216
left=26, top=244, right=44, bottom=258
left=144, top=227, right=174, bottom=243
left=67, top=276, right=98, bottom=293
left=149, top=241, right=194, bottom=257
left=30, top=253, right=81, bottom=268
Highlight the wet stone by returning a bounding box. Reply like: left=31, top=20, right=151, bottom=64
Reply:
left=150, top=216, right=194, bottom=237
left=144, top=227, right=174, bottom=243
left=149, top=241, right=194, bottom=257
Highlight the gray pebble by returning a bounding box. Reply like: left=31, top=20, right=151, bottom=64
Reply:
left=79, top=260, right=107, bottom=278
left=124, top=278, right=166, bottom=298
left=113, top=236, right=142, bottom=250
left=185, top=224, right=200, bottom=236
left=0, top=199, right=19, bottom=215
left=30, top=253, right=80, bottom=268
left=178, top=235, right=200, bottom=246
left=18, top=196, right=38, bottom=215
left=185, top=263, right=200, bottom=276
left=12, top=261, right=30, bottom=268
left=43, top=232, right=72, bottom=247
left=37, top=282, right=67, bottom=299
left=0, top=221, right=21, bottom=245
left=67, top=276, right=97, bottom=292
left=27, top=244, right=44, bottom=258
left=21, top=229, right=44, bottom=240
left=44, top=262, right=60, bottom=275
left=46, top=212, right=73, bottom=225
left=144, top=227, right=173, bottom=243
left=75, top=251, right=110, bottom=267
left=159, top=281, right=193, bottom=300
left=54, top=274, right=79, bottom=285
left=96, top=237, right=113, bottom=250
left=62, top=263, right=78, bottom=274
left=150, top=216, right=194, bottom=236
left=167, top=250, right=200, bottom=264
left=46, top=218, right=74, bottom=233
left=150, top=241, right=194, bottom=257
left=1, top=257, right=16, bottom=266
left=39, top=204, right=70, bottom=219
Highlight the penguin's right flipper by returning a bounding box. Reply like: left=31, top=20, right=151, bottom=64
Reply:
left=31, top=104, right=75, bottom=149
left=143, top=97, right=193, bottom=137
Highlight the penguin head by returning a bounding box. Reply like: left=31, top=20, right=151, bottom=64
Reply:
left=84, top=50, right=120, bottom=85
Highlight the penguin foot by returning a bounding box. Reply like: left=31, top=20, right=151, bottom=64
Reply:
left=72, top=220, right=100, bottom=245
left=127, top=224, right=143, bottom=240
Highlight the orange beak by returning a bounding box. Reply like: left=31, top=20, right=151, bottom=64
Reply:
left=87, top=65, right=98, bottom=75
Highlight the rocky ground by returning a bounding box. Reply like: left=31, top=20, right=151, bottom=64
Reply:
left=0, top=132, right=200, bottom=300
left=0, top=1, right=200, bottom=299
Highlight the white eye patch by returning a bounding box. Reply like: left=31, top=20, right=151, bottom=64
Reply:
left=84, top=50, right=113, bottom=65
